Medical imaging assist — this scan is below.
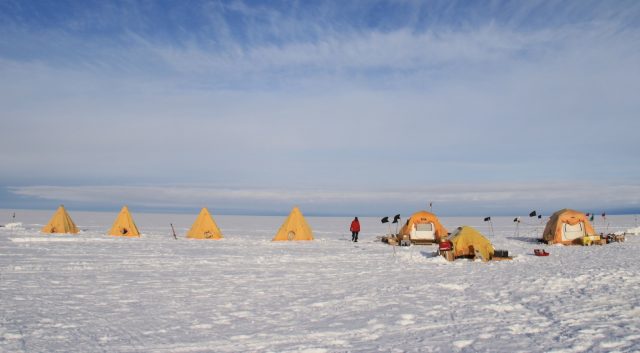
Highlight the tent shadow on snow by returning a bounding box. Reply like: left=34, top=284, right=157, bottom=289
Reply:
left=419, top=251, right=440, bottom=259
left=506, top=236, right=544, bottom=244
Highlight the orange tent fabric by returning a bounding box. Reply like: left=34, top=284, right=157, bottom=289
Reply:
left=272, top=207, right=314, bottom=241
left=187, top=208, right=223, bottom=239
left=41, top=205, right=79, bottom=234
left=108, top=206, right=140, bottom=237
left=542, top=209, right=595, bottom=245
left=398, top=210, right=448, bottom=241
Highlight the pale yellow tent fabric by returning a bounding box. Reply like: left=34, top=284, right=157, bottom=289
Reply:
left=187, top=208, right=223, bottom=239
left=448, top=226, right=494, bottom=261
left=272, top=207, right=314, bottom=241
left=41, top=205, right=79, bottom=234
left=108, top=206, right=140, bottom=237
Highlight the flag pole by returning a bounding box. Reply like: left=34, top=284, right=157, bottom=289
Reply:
left=381, top=216, right=396, bottom=256
left=9, top=211, right=16, bottom=237
left=170, top=223, right=177, bottom=240
left=389, top=216, right=397, bottom=258
left=528, top=211, right=537, bottom=238
left=393, top=214, right=401, bottom=235
left=484, top=217, right=494, bottom=237
left=490, top=219, right=495, bottom=237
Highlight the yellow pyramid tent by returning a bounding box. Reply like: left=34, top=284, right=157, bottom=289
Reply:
left=41, top=205, right=79, bottom=234
left=187, top=208, right=223, bottom=239
left=448, top=226, right=494, bottom=261
left=272, top=207, right=314, bottom=241
left=108, top=206, right=140, bottom=237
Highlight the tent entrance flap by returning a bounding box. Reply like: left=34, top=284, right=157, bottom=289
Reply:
left=562, top=222, right=585, bottom=241
left=412, top=223, right=435, bottom=241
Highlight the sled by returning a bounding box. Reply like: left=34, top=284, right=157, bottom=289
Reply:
left=604, top=234, right=625, bottom=243
left=534, top=249, right=549, bottom=256
left=381, top=235, right=398, bottom=245
left=438, top=240, right=454, bottom=261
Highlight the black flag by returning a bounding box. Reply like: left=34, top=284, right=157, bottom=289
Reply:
left=484, top=217, right=491, bottom=222
left=392, top=214, right=401, bottom=223
left=529, top=210, right=537, bottom=217
left=381, top=216, right=389, bottom=224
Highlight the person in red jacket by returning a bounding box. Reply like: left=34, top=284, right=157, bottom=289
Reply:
left=350, top=217, right=361, bottom=242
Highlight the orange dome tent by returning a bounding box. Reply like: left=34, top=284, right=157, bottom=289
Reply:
left=187, top=208, right=223, bottom=239
left=398, top=211, right=448, bottom=243
left=272, top=207, right=314, bottom=241
left=108, top=206, right=140, bottom=237
left=41, top=205, right=79, bottom=234
left=542, top=209, right=595, bottom=245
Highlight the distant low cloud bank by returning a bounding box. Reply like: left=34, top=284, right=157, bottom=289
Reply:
left=8, top=183, right=640, bottom=216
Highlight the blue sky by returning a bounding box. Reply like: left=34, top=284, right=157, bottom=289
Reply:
left=1, top=0, right=639, bottom=216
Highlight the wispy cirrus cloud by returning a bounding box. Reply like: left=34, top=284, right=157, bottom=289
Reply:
left=1, top=1, right=639, bottom=214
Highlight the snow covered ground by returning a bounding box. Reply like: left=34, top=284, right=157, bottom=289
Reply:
left=1, top=209, right=639, bottom=353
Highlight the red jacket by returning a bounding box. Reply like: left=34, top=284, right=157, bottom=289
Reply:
left=350, top=219, right=360, bottom=232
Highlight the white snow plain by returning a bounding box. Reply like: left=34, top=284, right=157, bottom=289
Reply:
left=625, top=226, right=640, bottom=236
left=1, top=209, right=639, bottom=353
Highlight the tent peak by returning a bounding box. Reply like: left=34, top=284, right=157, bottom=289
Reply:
left=273, top=207, right=313, bottom=241
left=187, top=208, right=222, bottom=239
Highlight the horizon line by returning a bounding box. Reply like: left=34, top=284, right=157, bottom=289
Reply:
left=2, top=206, right=639, bottom=219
